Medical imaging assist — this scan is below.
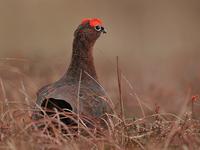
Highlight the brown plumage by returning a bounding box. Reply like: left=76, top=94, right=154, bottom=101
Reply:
left=32, top=18, right=113, bottom=125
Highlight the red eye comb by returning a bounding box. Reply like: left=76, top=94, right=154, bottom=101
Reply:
left=89, top=18, right=102, bottom=27
left=81, top=18, right=103, bottom=27
left=81, top=18, right=90, bottom=25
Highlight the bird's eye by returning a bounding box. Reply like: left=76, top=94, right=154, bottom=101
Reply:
left=94, top=25, right=102, bottom=31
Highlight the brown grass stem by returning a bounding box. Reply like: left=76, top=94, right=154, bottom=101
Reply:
left=77, top=69, right=82, bottom=136
left=116, top=56, right=124, bottom=122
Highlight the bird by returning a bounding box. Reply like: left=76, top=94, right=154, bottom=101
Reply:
left=32, top=18, right=113, bottom=126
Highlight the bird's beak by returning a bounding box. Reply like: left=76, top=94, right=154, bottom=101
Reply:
left=101, top=27, right=107, bottom=34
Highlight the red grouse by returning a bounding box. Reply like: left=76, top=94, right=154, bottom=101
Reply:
left=33, top=18, right=113, bottom=125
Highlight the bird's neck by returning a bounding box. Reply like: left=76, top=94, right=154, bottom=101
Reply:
left=64, top=37, right=98, bottom=83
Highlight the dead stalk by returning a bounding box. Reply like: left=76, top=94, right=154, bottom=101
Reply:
left=116, top=56, right=124, bottom=122
left=77, top=69, right=82, bottom=136
left=116, top=56, right=126, bottom=148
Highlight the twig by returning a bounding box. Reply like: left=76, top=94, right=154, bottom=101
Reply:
left=116, top=56, right=124, bottom=122
left=116, top=56, right=126, bottom=148
left=77, top=69, right=82, bottom=136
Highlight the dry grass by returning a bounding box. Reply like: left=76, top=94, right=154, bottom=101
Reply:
left=0, top=57, right=200, bottom=150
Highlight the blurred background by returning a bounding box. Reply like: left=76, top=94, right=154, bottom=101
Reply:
left=0, top=0, right=200, bottom=117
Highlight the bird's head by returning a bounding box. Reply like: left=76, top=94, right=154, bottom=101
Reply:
left=74, top=18, right=106, bottom=43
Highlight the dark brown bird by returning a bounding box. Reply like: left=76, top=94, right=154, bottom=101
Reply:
left=33, top=18, right=113, bottom=125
